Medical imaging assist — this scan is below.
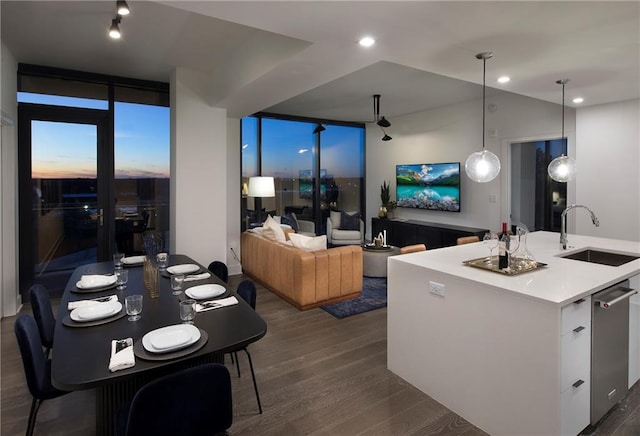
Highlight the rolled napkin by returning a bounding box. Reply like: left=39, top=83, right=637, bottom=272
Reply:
left=68, top=295, right=118, bottom=310
left=195, top=296, right=239, bottom=312
left=109, top=338, right=135, bottom=372
left=183, top=272, right=211, bottom=282
left=80, top=274, right=115, bottom=288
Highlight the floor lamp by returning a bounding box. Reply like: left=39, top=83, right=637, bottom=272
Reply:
left=248, top=176, right=275, bottom=224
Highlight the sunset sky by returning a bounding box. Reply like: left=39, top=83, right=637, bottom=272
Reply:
left=24, top=93, right=170, bottom=179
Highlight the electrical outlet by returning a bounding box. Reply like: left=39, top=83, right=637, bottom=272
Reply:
left=429, top=281, right=445, bottom=297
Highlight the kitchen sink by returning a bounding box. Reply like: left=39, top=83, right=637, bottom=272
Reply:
left=560, top=248, right=640, bottom=267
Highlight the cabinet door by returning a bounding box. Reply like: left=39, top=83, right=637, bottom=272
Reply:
left=415, top=226, right=441, bottom=249
left=392, top=221, right=417, bottom=247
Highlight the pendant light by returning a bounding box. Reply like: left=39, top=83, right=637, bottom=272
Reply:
left=547, top=79, right=577, bottom=182
left=372, top=94, right=392, bottom=141
left=465, top=52, right=501, bottom=183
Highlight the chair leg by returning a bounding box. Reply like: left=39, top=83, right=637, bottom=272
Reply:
left=234, top=352, right=241, bottom=378
left=26, top=397, right=42, bottom=436
left=242, top=347, right=262, bottom=414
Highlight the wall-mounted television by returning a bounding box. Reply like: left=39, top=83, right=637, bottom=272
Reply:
left=396, top=162, right=461, bottom=212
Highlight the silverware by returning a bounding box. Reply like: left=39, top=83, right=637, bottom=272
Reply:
left=199, top=301, right=221, bottom=308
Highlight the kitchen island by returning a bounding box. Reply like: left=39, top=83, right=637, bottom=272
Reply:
left=387, top=231, right=640, bottom=436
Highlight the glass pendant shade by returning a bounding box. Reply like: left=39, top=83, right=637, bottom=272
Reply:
left=548, top=154, right=576, bottom=182
left=465, top=149, right=501, bottom=183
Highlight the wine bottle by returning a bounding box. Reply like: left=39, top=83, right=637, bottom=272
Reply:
left=498, top=222, right=510, bottom=269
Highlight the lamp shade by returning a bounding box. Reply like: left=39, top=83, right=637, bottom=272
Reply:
left=465, top=149, right=501, bottom=183
left=247, top=176, right=275, bottom=197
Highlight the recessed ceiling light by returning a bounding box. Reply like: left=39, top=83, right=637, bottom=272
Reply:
left=298, top=149, right=308, bottom=154
left=572, top=97, right=584, bottom=104
left=359, top=36, right=375, bottom=47
left=497, top=76, right=510, bottom=84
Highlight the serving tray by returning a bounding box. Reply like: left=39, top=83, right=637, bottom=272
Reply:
left=463, top=256, right=547, bottom=276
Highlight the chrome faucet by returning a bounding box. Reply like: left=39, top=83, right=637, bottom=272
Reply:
left=560, top=204, right=600, bottom=249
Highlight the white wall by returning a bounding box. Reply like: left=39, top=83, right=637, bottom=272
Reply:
left=226, top=118, right=242, bottom=276
left=1, top=41, right=20, bottom=317
left=366, top=90, right=573, bottom=239
left=171, top=68, right=228, bottom=267
left=576, top=99, right=640, bottom=242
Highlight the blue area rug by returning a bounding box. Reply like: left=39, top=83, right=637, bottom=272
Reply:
left=321, top=277, right=387, bottom=319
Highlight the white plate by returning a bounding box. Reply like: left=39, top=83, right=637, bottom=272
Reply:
left=185, top=284, right=226, bottom=300
left=142, top=324, right=201, bottom=354
left=70, top=301, right=122, bottom=322
left=76, top=275, right=117, bottom=289
left=166, top=264, right=200, bottom=275
left=122, top=255, right=146, bottom=265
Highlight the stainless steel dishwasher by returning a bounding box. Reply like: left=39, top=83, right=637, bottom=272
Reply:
left=591, top=280, right=637, bottom=425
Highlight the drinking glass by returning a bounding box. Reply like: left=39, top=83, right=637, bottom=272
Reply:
left=125, top=294, right=143, bottom=321
left=113, top=253, right=125, bottom=270
left=115, top=269, right=129, bottom=291
left=156, top=252, right=168, bottom=270
left=179, top=299, right=196, bottom=324
left=171, top=274, right=185, bottom=296
left=483, top=232, right=499, bottom=265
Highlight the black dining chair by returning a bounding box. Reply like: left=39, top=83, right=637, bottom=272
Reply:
left=115, top=363, right=232, bottom=436
left=14, top=315, right=69, bottom=436
left=29, top=284, right=56, bottom=357
left=230, top=279, right=262, bottom=414
left=207, top=260, right=229, bottom=283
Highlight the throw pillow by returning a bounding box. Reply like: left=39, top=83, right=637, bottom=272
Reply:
left=289, top=233, right=327, bottom=252
left=262, top=215, right=287, bottom=243
left=340, top=211, right=361, bottom=230
left=330, top=210, right=341, bottom=229
left=281, top=213, right=299, bottom=232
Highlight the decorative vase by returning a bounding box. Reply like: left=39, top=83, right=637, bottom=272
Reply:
left=378, top=206, right=387, bottom=218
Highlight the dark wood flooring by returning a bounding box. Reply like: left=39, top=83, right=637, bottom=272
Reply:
left=1, top=275, right=639, bottom=435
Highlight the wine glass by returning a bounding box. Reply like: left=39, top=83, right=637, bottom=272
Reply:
left=125, top=294, right=143, bottom=321
left=115, top=269, right=128, bottom=291
left=483, top=232, right=498, bottom=265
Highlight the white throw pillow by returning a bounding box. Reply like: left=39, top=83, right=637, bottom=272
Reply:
left=330, top=211, right=341, bottom=229
left=289, top=233, right=327, bottom=252
left=262, top=215, right=287, bottom=242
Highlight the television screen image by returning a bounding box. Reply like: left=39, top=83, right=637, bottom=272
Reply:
left=396, top=162, right=461, bottom=212
left=299, top=169, right=327, bottom=200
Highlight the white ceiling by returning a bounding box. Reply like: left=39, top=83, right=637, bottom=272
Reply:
left=2, top=1, right=639, bottom=122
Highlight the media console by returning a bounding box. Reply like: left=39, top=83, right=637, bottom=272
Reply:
left=371, top=217, right=488, bottom=249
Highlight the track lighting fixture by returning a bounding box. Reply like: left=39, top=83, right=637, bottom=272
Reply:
left=117, top=0, right=131, bottom=16
left=313, top=124, right=326, bottom=134
left=109, top=16, right=122, bottom=39
left=372, top=94, right=393, bottom=141
left=108, top=0, right=131, bottom=40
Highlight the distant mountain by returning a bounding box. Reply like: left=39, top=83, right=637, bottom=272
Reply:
left=397, top=169, right=459, bottom=187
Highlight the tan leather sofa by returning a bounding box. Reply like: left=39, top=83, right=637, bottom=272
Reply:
left=241, top=231, right=363, bottom=310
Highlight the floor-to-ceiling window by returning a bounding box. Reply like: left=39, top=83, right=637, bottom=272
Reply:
left=17, top=65, right=170, bottom=295
left=241, top=114, right=365, bottom=236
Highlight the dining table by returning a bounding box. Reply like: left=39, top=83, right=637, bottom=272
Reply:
left=51, top=254, right=267, bottom=436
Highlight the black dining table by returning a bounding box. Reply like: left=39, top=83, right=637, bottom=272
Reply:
left=51, top=254, right=267, bottom=436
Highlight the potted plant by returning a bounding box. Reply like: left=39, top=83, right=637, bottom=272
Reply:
left=379, top=181, right=397, bottom=219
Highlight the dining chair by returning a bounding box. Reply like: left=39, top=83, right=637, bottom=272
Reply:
left=457, top=235, right=480, bottom=245
left=207, top=260, right=229, bottom=283
left=230, top=279, right=263, bottom=414
left=115, top=363, right=232, bottom=436
left=29, top=284, right=55, bottom=357
left=399, top=244, right=427, bottom=254
left=14, top=315, right=69, bottom=436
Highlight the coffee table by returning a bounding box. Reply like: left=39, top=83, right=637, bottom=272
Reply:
left=362, top=244, right=400, bottom=277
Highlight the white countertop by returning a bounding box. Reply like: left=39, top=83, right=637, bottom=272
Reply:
left=390, top=231, right=640, bottom=305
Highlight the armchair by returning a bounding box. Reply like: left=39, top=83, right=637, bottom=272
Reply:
left=326, top=210, right=364, bottom=246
